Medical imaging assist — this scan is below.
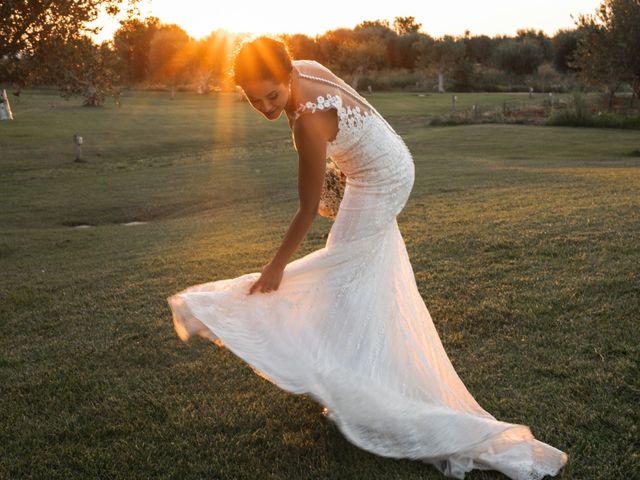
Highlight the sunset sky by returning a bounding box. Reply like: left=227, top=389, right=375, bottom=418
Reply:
left=91, top=0, right=602, bottom=41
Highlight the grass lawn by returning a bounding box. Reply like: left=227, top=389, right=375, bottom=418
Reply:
left=0, top=90, right=638, bottom=479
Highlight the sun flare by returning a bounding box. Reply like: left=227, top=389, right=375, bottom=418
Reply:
left=92, top=0, right=602, bottom=43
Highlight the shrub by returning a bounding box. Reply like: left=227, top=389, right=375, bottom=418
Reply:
left=352, top=68, right=423, bottom=91
left=546, top=110, right=640, bottom=129
left=494, top=39, right=545, bottom=76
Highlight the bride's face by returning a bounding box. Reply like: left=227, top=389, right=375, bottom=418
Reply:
left=241, top=77, right=290, bottom=121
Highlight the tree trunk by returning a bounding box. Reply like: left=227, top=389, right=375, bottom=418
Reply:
left=632, top=79, right=640, bottom=108
left=351, top=66, right=365, bottom=91
left=84, top=82, right=101, bottom=107
left=438, top=72, right=445, bottom=93
left=608, top=90, right=615, bottom=112
left=1, top=88, right=14, bottom=120
left=605, top=82, right=620, bottom=112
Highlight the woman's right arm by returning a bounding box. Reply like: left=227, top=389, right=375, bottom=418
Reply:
left=266, top=113, right=331, bottom=269
left=248, top=112, right=337, bottom=294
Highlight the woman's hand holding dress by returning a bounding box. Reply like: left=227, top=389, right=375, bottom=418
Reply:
left=247, top=260, right=285, bottom=294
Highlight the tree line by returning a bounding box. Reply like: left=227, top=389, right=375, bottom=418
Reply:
left=1, top=0, right=638, bottom=107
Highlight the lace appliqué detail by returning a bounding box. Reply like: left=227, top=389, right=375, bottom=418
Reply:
left=296, top=94, right=370, bottom=145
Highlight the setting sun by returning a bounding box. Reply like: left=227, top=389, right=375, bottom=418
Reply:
left=92, top=0, right=602, bottom=42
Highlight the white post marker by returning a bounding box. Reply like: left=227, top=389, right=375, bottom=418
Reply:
left=1, top=89, right=14, bottom=120
left=73, top=134, right=83, bottom=161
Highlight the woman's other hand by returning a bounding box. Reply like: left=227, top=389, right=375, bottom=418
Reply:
left=247, top=261, right=285, bottom=295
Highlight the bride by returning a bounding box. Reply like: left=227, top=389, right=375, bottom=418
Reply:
left=167, top=36, right=569, bottom=479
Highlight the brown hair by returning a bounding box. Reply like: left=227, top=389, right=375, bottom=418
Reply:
left=232, top=36, right=292, bottom=87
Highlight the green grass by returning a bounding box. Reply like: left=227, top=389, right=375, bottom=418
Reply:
left=1, top=90, right=638, bottom=479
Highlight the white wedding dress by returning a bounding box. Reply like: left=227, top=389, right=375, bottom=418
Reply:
left=167, top=60, right=568, bottom=479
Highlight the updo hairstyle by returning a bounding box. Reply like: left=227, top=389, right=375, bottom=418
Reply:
left=232, top=36, right=293, bottom=87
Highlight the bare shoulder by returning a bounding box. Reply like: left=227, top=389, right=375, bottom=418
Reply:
left=293, top=109, right=338, bottom=144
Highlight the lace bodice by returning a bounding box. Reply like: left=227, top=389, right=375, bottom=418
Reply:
left=297, top=92, right=370, bottom=142
left=288, top=60, right=414, bottom=195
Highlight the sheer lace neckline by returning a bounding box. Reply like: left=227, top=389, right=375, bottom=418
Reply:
left=287, top=61, right=399, bottom=149
left=293, top=71, right=367, bottom=116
